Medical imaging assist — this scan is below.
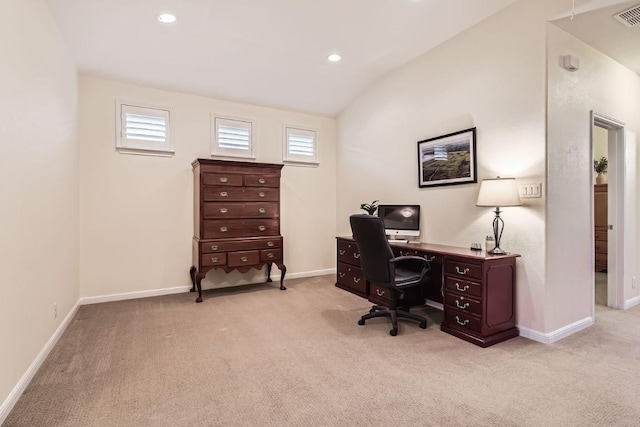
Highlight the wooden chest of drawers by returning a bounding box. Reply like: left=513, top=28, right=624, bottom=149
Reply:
left=190, top=159, right=286, bottom=302
left=594, top=184, right=607, bottom=272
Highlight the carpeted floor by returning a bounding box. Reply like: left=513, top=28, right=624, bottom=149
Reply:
left=4, top=275, right=640, bottom=426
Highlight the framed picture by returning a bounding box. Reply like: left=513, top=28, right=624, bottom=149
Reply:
left=417, top=127, right=477, bottom=188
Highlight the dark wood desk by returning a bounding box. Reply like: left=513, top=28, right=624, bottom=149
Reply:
left=336, top=237, right=520, bottom=347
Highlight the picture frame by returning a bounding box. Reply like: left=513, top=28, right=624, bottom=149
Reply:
left=417, top=127, right=477, bottom=188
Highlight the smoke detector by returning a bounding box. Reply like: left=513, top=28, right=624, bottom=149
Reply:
left=614, top=4, right=640, bottom=27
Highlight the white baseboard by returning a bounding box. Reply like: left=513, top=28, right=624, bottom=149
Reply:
left=518, top=316, right=594, bottom=344
left=280, top=268, right=335, bottom=280
left=79, top=285, right=192, bottom=305
left=0, top=300, right=80, bottom=425
left=624, top=295, right=640, bottom=309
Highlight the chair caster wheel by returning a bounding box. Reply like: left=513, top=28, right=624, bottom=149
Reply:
left=358, top=319, right=365, bottom=326
left=419, top=321, right=427, bottom=329
left=369, top=308, right=376, bottom=314
left=389, top=328, right=398, bottom=336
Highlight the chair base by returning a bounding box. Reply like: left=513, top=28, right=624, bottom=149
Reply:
left=357, top=305, right=427, bottom=336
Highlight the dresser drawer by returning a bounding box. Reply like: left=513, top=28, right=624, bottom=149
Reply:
left=200, top=252, right=227, bottom=267
left=595, top=253, right=607, bottom=267
left=203, top=187, right=279, bottom=202
left=244, top=174, right=280, bottom=187
left=337, top=240, right=361, bottom=267
left=337, top=262, right=367, bottom=294
left=260, top=248, right=282, bottom=262
left=595, top=240, right=608, bottom=254
left=203, top=202, right=278, bottom=219
left=203, top=219, right=279, bottom=239
left=199, top=237, right=282, bottom=253
left=228, top=250, right=260, bottom=267
left=444, top=307, right=482, bottom=333
left=445, top=259, right=482, bottom=280
left=444, top=292, right=481, bottom=316
left=444, top=276, right=482, bottom=299
left=203, top=173, right=243, bottom=187
left=594, top=229, right=607, bottom=241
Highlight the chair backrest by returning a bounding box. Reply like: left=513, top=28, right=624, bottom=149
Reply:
left=349, top=214, right=395, bottom=285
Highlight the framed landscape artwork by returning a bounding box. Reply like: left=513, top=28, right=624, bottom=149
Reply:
left=417, top=127, right=477, bottom=188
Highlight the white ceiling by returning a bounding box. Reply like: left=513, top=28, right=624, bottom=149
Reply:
left=45, top=0, right=639, bottom=117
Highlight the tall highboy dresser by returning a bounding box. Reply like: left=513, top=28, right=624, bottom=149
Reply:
left=190, top=159, right=286, bottom=302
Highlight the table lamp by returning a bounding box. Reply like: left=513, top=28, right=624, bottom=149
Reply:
left=476, top=177, right=521, bottom=255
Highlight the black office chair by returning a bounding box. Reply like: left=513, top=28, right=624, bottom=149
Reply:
left=349, top=214, right=430, bottom=336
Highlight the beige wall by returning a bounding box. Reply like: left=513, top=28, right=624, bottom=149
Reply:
left=78, top=77, right=337, bottom=298
left=0, top=0, right=78, bottom=416
left=546, top=24, right=640, bottom=328
left=337, top=0, right=551, bottom=333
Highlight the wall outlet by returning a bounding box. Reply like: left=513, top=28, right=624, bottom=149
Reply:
left=53, top=303, right=57, bottom=319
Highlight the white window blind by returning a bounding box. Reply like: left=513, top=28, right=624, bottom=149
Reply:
left=212, top=116, right=255, bottom=159
left=116, top=102, right=173, bottom=156
left=284, top=126, right=318, bottom=165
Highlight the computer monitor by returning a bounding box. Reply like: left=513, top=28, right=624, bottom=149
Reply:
left=377, top=205, right=420, bottom=238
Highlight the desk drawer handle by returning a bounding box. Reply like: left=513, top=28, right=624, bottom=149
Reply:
left=376, top=289, right=385, bottom=297
left=219, top=208, right=228, bottom=213
left=220, top=226, right=228, bottom=232
left=210, top=245, right=218, bottom=251
left=219, top=177, right=228, bottom=183
left=220, top=191, right=228, bottom=197
left=455, top=316, right=469, bottom=326
left=210, top=257, right=219, bottom=263
left=259, top=192, right=266, bottom=198
left=339, top=272, right=345, bottom=278
left=455, top=266, right=470, bottom=275
left=258, top=178, right=266, bottom=184
left=339, top=250, right=345, bottom=255
left=258, top=208, right=266, bottom=214
left=353, top=277, right=361, bottom=283
left=455, top=299, right=469, bottom=310
left=353, top=253, right=360, bottom=259
left=268, top=241, right=274, bottom=247
left=426, top=255, right=436, bottom=262
left=455, top=282, right=469, bottom=292
left=240, top=256, right=248, bottom=262
left=258, top=225, right=266, bottom=232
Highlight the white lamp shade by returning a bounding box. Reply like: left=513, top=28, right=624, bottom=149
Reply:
left=476, top=177, right=521, bottom=207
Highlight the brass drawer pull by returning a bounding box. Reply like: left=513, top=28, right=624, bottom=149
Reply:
left=353, top=253, right=360, bottom=259
left=455, top=316, right=469, bottom=326
left=426, top=255, right=436, bottom=262
left=210, top=245, right=218, bottom=251
left=259, top=192, right=265, bottom=198
left=258, top=178, right=266, bottom=184
left=220, top=226, right=228, bottom=232
left=339, top=272, right=346, bottom=278
left=258, top=225, right=266, bottom=232
left=376, top=289, right=385, bottom=297
left=210, top=257, right=219, bottom=263
left=455, top=299, right=469, bottom=310
left=219, top=177, right=228, bottom=183
left=267, top=253, right=274, bottom=259
left=455, top=266, right=470, bottom=275
left=258, top=208, right=266, bottom=214
left=219, top=208, right=228, bottom=213
left=267, top=241, right=274, bottom=247
left=353, top=277, right=361, bottom=283
left=240, top=256, right=248, bottom=262
left=220, top=191, right=228, bottom=197
left=455, top=282, right=469, bottom=292
left=339, top=250, right=345, bottom=255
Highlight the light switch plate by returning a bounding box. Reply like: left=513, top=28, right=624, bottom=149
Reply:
left=519, top=183, right=542, bottom=198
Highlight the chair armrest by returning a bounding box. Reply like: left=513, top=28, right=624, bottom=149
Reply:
left=390, top=255, right=430, bottom=275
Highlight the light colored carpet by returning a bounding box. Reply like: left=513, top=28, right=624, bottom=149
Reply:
left=4, top=275, right=640, bottom=426
left=595, top=272, right=607, bottom=307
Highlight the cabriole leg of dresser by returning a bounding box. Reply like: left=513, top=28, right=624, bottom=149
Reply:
left=189, top=266, right=197, bottom=293
left=277, top=263, right=287, bottom=290
left=266, top=263, right=273, bottom=282
left=195, top=272, right=205, bottom=303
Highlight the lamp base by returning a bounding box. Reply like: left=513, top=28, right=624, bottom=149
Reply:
left=488, top=247, right=509, bottom=255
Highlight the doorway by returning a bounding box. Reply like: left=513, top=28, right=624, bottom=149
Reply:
left=591, top=111, right=626, bottom=312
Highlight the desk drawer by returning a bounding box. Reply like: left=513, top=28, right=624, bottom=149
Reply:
left=337, top=262, right=366, bottom=294
left=444, top=307, right=481, bottom=333
left=445, top=259, right=482, bottom=280
left=395, top=249, right=443, bottom=265
left=337, top=240, right=362, bottom=267
left=444, top=276, right=482, bottom=299
left=444, top=292, right=481, bottom=316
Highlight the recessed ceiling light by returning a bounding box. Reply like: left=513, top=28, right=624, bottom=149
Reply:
left=327, top=53, right=342, bottom=63
left=157, top=13, right=176, bottom=23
